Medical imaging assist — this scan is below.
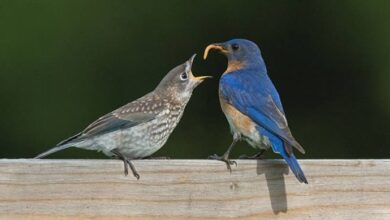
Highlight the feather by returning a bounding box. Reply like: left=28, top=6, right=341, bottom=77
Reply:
left=220, top=72, right=305, bottom=154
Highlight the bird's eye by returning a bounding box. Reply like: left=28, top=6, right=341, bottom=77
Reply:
left=231, top=44, right=240, bottom=51
left=180, top=72, right=188, bottom=81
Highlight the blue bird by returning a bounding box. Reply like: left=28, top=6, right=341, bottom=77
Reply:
left=203, top=39, right=307, bottom=183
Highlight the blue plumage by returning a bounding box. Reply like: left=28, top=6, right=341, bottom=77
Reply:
left=204, top=39, right=307, bottom=183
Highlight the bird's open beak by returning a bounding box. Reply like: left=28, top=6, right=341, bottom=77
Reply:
left=191, top=75, right=212, bottom=88
left=188, top=53, right=197, bottom=65
left=187, top=54, right=212, bottom=85
left=193, top=75, right=213, bottom=81
left=203, top=43, right=228, bottom=60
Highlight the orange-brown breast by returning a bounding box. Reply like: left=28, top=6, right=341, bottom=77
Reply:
left=219, top=96, right=257, bottom=137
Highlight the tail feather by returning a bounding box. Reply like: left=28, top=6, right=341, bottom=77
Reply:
left=280, top=152, right=308, bottom=184
left=34, top=144, right=72, bottom=159
left=257, top=126, right=307, bottom=183
left=34, top=133, right=82, bottom=159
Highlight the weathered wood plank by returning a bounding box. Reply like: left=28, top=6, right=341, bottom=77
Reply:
left=0, top=159, right=389, bottom=219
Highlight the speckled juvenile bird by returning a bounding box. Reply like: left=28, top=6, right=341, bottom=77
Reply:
left=35, top=54, right=210, bottom=179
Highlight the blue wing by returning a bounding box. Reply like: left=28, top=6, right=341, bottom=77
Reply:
left=219, top=70, right=305, bottom=154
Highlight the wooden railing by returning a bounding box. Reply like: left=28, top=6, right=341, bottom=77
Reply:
left=1, top=159, right=389, bottom=219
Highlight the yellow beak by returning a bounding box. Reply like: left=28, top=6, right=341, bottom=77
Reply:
left=194, top=75, right=213, bottom=81
left=203, top=44, right=228, bottom=60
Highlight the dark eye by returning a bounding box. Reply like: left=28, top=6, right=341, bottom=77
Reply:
left=231, top=43, right=240, bottom=51
left=180, top=72, right=188, bottom=81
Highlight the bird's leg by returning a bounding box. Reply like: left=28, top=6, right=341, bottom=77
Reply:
left=125, top=159, right=140, bottom=180
left=239, top=149, right=266, bottom=159
left=209, top=133, right=239, bottom=173
left=110, top=149, right=129, bottom=175
left=111, top=149, right=140, bottom=180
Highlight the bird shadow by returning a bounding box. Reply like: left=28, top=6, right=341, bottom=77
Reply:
left=256, top=159, right=289, bottom=214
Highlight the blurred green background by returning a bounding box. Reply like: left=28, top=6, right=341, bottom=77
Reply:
left=0, top=1, right=389, bottom=159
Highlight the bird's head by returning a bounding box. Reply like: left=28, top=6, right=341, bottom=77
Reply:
left=203, top=39, right=266, bottom=73
left=156, top=54, right=211, bottom=101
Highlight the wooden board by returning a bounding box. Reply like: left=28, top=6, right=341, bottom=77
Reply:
left=0, top=159, right=389, bottom=219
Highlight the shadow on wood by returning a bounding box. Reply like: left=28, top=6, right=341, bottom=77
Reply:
left=256, top=159, right=289, bottom=214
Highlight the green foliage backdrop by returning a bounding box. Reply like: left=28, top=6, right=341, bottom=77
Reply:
left=0, top=1, right=389, bottom=159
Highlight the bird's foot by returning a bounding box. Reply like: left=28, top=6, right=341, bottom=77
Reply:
left=208, top=154, right=237, bottom=173
left=111, top=149, right=140, bottom=180
left=239, top=150, right=266, bottom=159
left=124, top=159, right=140, bottom=180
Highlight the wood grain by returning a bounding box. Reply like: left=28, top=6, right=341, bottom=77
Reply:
left=0, top=159, right=389, bottom=219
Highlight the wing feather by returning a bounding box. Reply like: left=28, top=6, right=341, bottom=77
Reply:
left=220, top=72, right=305, bottom=154
left=58, top=92, right=164, bottom=146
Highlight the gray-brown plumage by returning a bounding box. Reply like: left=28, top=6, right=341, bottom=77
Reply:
left=35, top=54, right=210, bottom=179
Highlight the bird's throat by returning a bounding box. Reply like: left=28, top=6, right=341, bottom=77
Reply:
left=225, top=60, right=246, bottom=74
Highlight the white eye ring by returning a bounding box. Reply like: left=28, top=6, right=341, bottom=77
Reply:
left=180, top=72, right=188, bottom=81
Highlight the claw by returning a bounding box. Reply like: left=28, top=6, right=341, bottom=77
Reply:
left=111, top=149, right=140, bottom=180
left=208, top=154, right=237, bottom=173
left=126, top=159, right=140, bottom=180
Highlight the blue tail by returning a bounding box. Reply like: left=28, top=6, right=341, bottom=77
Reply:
left=258, top=126, right=308, bottom=183
left=280, top=151, right=308, bottom=184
